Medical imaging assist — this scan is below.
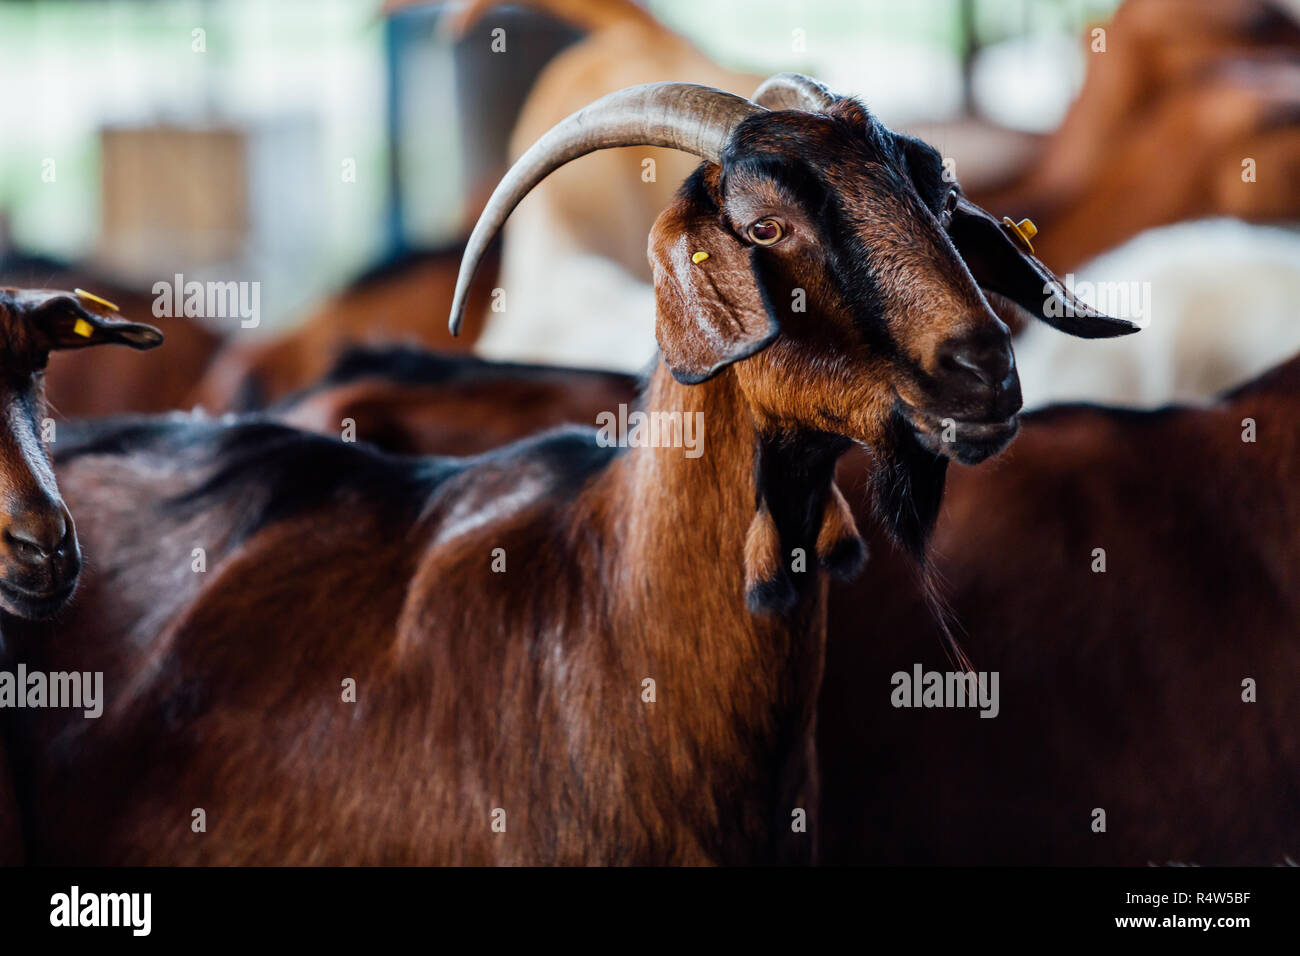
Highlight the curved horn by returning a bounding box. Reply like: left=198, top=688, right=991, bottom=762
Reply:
left=752, top=72, right=840, bottom=112
left=448, top=82, right=764, bottom=335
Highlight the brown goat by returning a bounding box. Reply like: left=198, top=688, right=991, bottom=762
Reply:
left=0, top=288, right=161, bottom=865
left=273, top=346, right=639, bottom=456
left=4, top=77, right=1131, bottom=865
left=191, top=243, right=497, bottom=412
left=18, top=331, right=1290, bottom=865
left=0, top=289, right=162, bottom=619
left=0, top=257, right=214, bottom=416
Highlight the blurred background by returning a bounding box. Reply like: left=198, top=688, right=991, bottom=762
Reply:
left=1, top=0, right=1298, bottom=414
left=0, top=0, right=1117, bottom=327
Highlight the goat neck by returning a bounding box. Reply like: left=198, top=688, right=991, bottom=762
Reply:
left=586, top=360, right=853, bottom=863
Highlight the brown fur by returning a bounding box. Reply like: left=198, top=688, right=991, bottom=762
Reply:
left=275, top=351, right=639, bottom=456
left=816, top=483, right=863, bottom=574
left=192, top=244, right=496, bottom=411
left=743, top=505, right=783, bottom=598
left=13, top=364, right=830, bottom=864
left=280, top=350, right=866, bottom=580
left=5, top=92, right=1071, bottom=865
left=278, top=345, right=1300, bottom=863
left=819, top=354, right=1300, bottom=864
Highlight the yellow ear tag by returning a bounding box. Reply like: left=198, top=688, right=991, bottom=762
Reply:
left=72, top=318, right=95, bottom=339
left=691, top=251, right=710, bottom=264
left=74, top=288, right=120, bottom=312
left=1001, top=217, right=1038, bottom=255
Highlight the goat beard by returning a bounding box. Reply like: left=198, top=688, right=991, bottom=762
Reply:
left=866, top=407, right=949, bottom=564
left=862, top=409, right=977, bottom=672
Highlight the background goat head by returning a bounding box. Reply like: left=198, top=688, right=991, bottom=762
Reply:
left=0, top=288, right=161, bottom=618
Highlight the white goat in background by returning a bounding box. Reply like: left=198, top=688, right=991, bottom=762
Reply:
left=1013, top=219, right=1300, bottom=409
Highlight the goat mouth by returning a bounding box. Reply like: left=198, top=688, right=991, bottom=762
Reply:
left=899, top=407, right=1020, bottom=465
left=0, top=578, right=78, bottom=620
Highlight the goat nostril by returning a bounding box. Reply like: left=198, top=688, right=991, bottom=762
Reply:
left=940, top=331, right=1016, bottom=393
left=943, top=344, right=1001, bottom=388
left=949, top=350, right=994, bottom=386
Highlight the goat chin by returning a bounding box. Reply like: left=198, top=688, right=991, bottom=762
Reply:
left=1012, top=218, right=1300, bottom=410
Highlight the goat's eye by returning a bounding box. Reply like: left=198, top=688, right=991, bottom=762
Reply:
left=747, top=219, right=784, bottom=246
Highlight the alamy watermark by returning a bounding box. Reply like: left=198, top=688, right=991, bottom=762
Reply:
left=50, top=886, right=151, bottom=936
left=891, top=663, right=999, bottom=718
left=1046, top=275, right=1151, bottom=328
left=0, top=664, right=103, bottom=718
left=595, top=404, right=705, bottom=458
left=152, top=273, right=260, bottom=328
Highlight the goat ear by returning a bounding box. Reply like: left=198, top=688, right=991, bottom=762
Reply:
left=9, top=289, right=164, bottom=352
left=948, top=197, right=1140, bottom=339
left=649, top=191, right=779, bottom=384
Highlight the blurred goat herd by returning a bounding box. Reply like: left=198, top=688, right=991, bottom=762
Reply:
left=0, top=0, right=1298, bottom=866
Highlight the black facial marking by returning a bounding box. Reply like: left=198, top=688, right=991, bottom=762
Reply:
left=718, top=104, right=948, bottom=364
left=756, top=431, right=846, bottom=537
left=868, top=408, right=950, bottom=561
left=896, top=134, right=951, bottom=214
left=722, top=152, right=832, bottom=224
left=679, top=165, right=720, bottom=214
left=824, top=211, right=894, bottom=354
